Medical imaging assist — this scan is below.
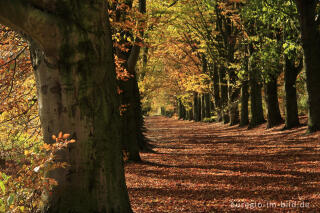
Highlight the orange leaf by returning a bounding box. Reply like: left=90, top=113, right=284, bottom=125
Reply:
left=42, top=144, right=51, bottom=150
left=63, top=133, right=70, bottom=139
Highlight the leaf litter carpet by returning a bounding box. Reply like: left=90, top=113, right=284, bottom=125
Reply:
left=125, top=116, right=320, bottom=212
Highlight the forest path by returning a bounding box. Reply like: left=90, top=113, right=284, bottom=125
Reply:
left=125, top=116, right=320, bottom=212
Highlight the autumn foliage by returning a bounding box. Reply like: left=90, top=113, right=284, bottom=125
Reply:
left=0, top=25, right=76, bottom=212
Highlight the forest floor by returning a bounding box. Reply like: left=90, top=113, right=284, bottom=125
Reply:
left=125, top=116, right=320, bottom=212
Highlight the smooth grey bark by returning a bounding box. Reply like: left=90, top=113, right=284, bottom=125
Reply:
left=295, top=1, right=320, bottom=132
left=0, top=1, right=132, bottom=212
left=283, top=55, right=301, bottom=129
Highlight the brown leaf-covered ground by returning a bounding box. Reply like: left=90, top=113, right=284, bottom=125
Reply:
left=125, top=116, right=320, bottom=212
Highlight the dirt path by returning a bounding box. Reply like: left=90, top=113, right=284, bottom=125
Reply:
left=125, top=116, right=320, bottom=212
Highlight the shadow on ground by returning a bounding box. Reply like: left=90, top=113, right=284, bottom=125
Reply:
left=125, top=116, right=320, bottom=212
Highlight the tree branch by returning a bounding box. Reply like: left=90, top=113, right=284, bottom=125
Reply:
left=168, top=0, right=179, bottom=8
left=0, top=0, right=62, bottom=61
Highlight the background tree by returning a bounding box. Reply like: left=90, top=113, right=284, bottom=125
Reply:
left=295, top=1, right=320, bottom=132
left=111, top=0, right=149, bottom=162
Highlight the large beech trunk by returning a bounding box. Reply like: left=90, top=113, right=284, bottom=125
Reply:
left=296, top=1, right=320, bottom=132
left=0, top=1, right=132, bottom=212
left=264, top=77, right=283, bottom=128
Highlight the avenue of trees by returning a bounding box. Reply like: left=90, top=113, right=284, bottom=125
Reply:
left=141, top=0, right=319, bottom=133
left=0, top=0, right=319, bottom=212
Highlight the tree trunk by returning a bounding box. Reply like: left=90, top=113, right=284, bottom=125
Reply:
left=203, top=93, right=211, bottom=119
left=264, top=77, right=283, bottom=128
left=228, top=80, right=240, bottom=126
left=178, top=98, right=186, bottom=120
left=193, top=92, right=201, bottom=122
left=198, top=94, right=202, bottom=121
left=284, top=55, right=301, bottom=129
left=296, top=0, right=320, bottom=132
left=249, top=70, right=265, bottom=128
left=119, top=76, right=142, bottom=161
left=187, top=108, right=193, bottom=121
left=240, top=80, right=249, bottom=126
left=201, top=94, right=205, bottom=120
left=219, top=66, right=229, bottom=124
left=0, top=1, right=133, bottom=212
left=229, top=89, right=240, bottom=126
left=178, top=99, right=182, bottom=119
left=213, top=64, right=221, bottom=121
left=113, top=0, right=148, bottom=160
left=161, top=107, right=166, bottom=116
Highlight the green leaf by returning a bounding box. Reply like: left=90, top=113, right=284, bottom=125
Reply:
left=0, top=181, right=4, bottom=194
left=7, top=194, right=14, bottom=206
left=0, top=199, right=5, bottom=213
